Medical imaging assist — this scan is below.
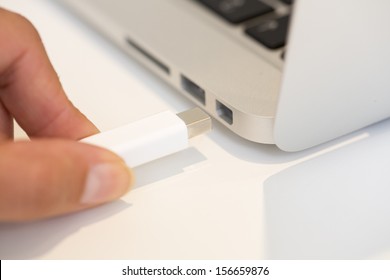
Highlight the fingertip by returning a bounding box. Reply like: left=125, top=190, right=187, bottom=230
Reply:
left=80, top=161, right=133, bottom=205
left=0, top=140, right=134, bottom=221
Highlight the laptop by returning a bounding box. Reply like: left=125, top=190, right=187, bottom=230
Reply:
left=55, top=0, right=390, bottom=151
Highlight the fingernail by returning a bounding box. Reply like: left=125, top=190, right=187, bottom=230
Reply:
left=81, top=162, right=132, bottom=205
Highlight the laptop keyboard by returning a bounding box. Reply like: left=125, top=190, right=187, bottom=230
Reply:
left=246, top=14, right=290, bottom=49
left=197, top=0, right=274, bottom=23
left=196, top=0, right=293, bottom=52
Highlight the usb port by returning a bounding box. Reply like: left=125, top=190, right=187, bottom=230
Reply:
left=216, top=101, right=233, bottom=125
left=181, top=75, right=206, bottom=105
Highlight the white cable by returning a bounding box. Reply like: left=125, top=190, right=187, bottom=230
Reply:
left=81, top=108, right=211, bottom=168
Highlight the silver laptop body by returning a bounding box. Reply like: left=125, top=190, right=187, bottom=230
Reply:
left=55, top=0, right=390, bottom=151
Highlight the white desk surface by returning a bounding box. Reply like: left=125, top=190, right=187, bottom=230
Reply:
left=1, top=0, right=390, bottom=260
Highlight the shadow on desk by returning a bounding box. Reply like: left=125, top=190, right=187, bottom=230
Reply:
left=0, top=200, right=131, bottom=259
left=263, top=118, right=390, bottom=259
left=209, top=115, right=390, bottom=165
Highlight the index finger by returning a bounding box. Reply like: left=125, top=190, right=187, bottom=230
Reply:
left=0, top=8, right=98, bottom=139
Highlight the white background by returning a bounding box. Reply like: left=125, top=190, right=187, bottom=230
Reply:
left=1, top=0, right=390, bottom=260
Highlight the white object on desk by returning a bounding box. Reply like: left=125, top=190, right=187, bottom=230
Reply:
left=81, top=108, right=211, bottom=167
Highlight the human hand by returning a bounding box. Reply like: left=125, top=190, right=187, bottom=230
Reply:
left=0, top=8, right=132, bottom=221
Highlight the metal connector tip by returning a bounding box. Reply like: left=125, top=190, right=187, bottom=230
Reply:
left=177, top=107, right=212, bottom=138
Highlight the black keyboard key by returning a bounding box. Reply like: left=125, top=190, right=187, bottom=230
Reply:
left=246, top=15, right=290, bottom=49
left=198, top=0, right=274, bottom=24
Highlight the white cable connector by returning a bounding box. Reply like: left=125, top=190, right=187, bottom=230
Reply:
left=81, top=108, right=211, bottom=168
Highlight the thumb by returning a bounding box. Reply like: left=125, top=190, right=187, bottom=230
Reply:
left=0, top=139, right=132, bottom=221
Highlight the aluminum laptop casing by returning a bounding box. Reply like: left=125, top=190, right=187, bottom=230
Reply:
left=56, top=0, right=390, bottom=151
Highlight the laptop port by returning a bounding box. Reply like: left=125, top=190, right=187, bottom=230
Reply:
left=216, top=101, right=233, bottom=125
left=181, top=75, right=206, bottom=105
